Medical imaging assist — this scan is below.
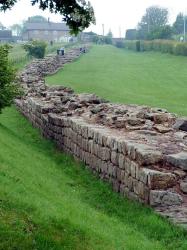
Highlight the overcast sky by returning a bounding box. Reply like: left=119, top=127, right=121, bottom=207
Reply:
left=0, top=0, right=187, bottom=37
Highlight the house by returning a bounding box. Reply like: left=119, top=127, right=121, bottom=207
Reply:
left=0, top=30, right=13, bottom=43
left=22, top=21, right=71, bottom=42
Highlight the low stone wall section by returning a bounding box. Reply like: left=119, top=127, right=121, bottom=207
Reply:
left=15, top=47, right=187, bottom=227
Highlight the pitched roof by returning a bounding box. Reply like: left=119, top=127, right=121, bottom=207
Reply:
left=25, top=22, right=70, bottom=31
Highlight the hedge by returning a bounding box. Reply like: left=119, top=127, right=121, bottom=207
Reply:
left=119, top=39, right=187, bottom=57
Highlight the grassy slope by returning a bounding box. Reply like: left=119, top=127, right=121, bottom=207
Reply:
left=0, top=107, right=187, bottom=249
left=46, top=45, right=187, bottom=116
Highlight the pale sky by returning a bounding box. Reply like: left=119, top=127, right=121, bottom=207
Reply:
left=0, top=0, right=187, bottom=37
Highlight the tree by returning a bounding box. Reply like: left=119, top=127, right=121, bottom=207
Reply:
left=0, top=0, right=95, bottom=34
left=10, top=24, right=23, bottom=36
left=104, top=29, right=113, bottom=44
left=173, top=13, right=187, bottom=35
left=148, top=25, right=173, bottom=40
left=23, top=40, right=47, bottom=58
left=137, top=6, right=168, bottom=39
left=0, top=45, right=21, bottom=113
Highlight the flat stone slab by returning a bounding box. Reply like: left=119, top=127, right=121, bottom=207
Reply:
left=166, top=152, right=187, bottom=170
left=150, top=190, right=183, bottom=207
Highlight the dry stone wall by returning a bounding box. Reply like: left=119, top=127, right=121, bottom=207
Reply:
left=15, top=47, right=187, bottom=228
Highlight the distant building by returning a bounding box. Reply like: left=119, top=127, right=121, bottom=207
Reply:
left=22, top=21, right=71, bottom=42
left=125, top=29, right=137, bottom=40
left=0, top=30, right=13, bottom=43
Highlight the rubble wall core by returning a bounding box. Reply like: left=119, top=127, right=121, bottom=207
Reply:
left=15, top=47, right=187, bottom=228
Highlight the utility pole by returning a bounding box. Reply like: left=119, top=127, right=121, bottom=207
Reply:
left=147, top=11, right=150, bottom=33
left=102, top=24, right=105, bottom=37
left=119, top=26, right=121, bottom=39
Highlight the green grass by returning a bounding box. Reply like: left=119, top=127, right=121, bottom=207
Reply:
left=0, top=107, right=187, bottom=249
left=46, top=45, right=187, bottom=116
left=8, top=43, right=67, bottom=69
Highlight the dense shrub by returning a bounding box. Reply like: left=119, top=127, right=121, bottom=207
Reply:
left=115, top=40, right=125, bottom=48
left=123, top=39, right=187, bottom=57
left=124, top=40, right=141, bottom=52
left=104, top=36, right=113, bottom=44
left=0, top=45, right=21, bottom=113
left=23, top=40, right=47, bottom=58
left=174, top=43, right=187, bottom=56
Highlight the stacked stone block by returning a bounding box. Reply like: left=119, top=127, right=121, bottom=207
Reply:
left=15, top=47, right=187, bottom=226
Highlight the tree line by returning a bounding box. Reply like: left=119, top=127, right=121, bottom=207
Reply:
left=126, top=6, right=187, bottom=41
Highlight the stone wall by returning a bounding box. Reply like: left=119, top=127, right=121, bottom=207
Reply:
left=15, top=47, right=187, bottom=226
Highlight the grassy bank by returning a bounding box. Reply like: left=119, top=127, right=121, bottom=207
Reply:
left=0, top=107, right=187, bottom=249
left=46, top=45, right=187, bottom=116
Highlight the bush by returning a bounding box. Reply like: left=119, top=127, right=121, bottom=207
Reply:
left=23, top=40, right=47, bottom=58
left=115, top=40, right=125, bottom=48
left=0, top=45, right=21, bottom=113
left=104, top=36, right=113, bottom=45
left=123, top=39, right=187, bottom=57
left=174, top=43, right=187, bottom=56
left=124, top=40, right=141, bottom=52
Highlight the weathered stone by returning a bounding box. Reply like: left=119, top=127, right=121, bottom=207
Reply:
left=127, top=176, right=133, bottom=191
left=130, top=161, right=137, bottom=178
left=133, top=180, right=149, bottom=202
left=147, top=169, right=176, bottom=189
left=153, top=113, right=169, bottom=124
left=166, top=152, right=187, bottom=170
left=173, top=118, right=187, bottom=132
left=153, top=125, right=173, bottom=133
left=180, top=179, right=187, bottom=193
left=173, top=169, right=186, bottom=178
left=126, top=141, right=137, bottom=160
left=99, top=147, right=111, bottom=161
left=137, top=167, right=148, bottom=184
left=118, top=153, right=125, bottom=169
left=174, top=131, right=187, bottom=140
left=127, top=118, right=144, bottom=126
left=150, top=190, right=183, bottom=207
left=111, top=151, right=119, bottom=166
left=135, top=144, right=162, bottom=165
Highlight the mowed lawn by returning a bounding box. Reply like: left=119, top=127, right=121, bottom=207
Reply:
left=46, top=45, right=187, bottom=116
left=0, top=107, right=187, bottom=249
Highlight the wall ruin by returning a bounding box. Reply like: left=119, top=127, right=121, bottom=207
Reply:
left=15, top=47, right=187, bottom=228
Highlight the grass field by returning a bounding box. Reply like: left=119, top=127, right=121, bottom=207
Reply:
left=0, top=107, right=187, bottom=250
left=46, top=45, right=187, bottom=116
